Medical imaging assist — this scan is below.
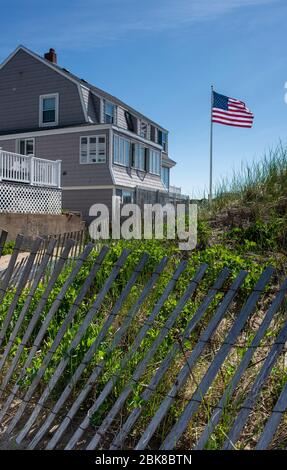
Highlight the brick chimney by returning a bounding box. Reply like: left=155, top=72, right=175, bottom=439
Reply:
left=44, top=48, right=57, bottom=64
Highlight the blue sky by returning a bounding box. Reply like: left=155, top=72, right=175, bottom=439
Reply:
left=1, top=0, right=286, bottom=196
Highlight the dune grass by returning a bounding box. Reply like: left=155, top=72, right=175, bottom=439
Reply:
left=204, top=143, right=287, bottom=215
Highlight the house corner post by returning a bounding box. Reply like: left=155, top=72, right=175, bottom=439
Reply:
left=0, top=148, right=2, bottom=181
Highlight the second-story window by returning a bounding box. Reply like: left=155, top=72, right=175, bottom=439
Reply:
left=104, top=101, right=116, bottom=124
left=80, top=135, right=106, bottom=164
left=113, top=135, right=130, bottom=166
left=39, top=93, right=59, bottom=127
left=149, top=149, right=161, bottom=175
left=133, top=144, right=147, bottom=171
left=158, top=130, right=168, bottom=152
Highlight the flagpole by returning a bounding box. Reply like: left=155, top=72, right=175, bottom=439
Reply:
left=209, top=85, right=214, bottom=204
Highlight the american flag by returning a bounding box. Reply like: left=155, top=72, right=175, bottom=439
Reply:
left=212, top=91, right=254, bottom=128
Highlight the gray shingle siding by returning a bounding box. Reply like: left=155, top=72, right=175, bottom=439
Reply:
left=112, top=164, right=165, bottom=191
left=0, top=49, right=85, bottom=132
left=0, top=139, right=16, bottom=152
left=80, top=86, right=100, bottom=123
left=116, top=106, right=128, bottom=130
left=0, top=129, right=113, bottom=187
left=36, top=129, right=113, bottom=186
left=63, top=188, right=113, bottom=221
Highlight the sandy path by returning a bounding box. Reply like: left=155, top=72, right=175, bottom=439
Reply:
left=0, top=252, right=30, bottom=272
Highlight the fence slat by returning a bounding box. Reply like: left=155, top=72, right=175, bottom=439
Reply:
left=223, top=310, right=287, bottom=449
left=44, top=252, right=151, bottom=449
left=159, top=267, right=274, bottom=450
left=134, top=269, right=248, bottom=450
left=10, top=245, right=109, bottom=431
left=15, top=248, right=131, bottom=444
left=0, top=239, right=75, bottom=423
left=0, top=230, right=8, bottom=259
left=31, top=254, right=168, bottom=449
left=0, top=234, right=24, bottom=305
left=21, top=251, right=148, bottom=448
left=196, top=275, right=287, bottom=450
left=85, top=263, right=208, bottom=450
left=110, top=266, right=231, bottom=450
left=0, top=238, right=57, bottom=386
left=0, top=237, right=42, bottom=349
left=256, top=380, right=287, bottom=450
left=64, top=259, right=186, bottom=451
left=6, top=242, right=96, bottom=434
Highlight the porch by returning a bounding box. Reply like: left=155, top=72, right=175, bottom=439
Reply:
left=0, top=149, right=62, bottom=214
left=0, top=149, right=61, bottom=187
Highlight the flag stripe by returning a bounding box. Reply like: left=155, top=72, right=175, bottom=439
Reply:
left=213, top=108, right=253, bottom=118
left=212, top=119, right=253, bottom=128
left=213, top=115, right=253, bottom=125
left=212, top=113, right=253, bottom=122
left=212, top=112, right=253, bottom=122
left=212, top=91, right=254, bottom=128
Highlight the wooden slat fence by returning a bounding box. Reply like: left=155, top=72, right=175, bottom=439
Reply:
left=0, top=229, right=287, bottom=450
left=0, top=229, right=85, bottom=288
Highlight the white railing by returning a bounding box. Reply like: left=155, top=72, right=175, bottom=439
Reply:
left=0, top=150, right=61, bottom=188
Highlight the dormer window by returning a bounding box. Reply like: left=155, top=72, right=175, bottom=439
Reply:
left=39, top=93, right=59, bottom=127
left=158, top=130, right=168, bottom=152
left=104, top=101, right=116, bottom=124
left=140, top=120, right=149, bottom=139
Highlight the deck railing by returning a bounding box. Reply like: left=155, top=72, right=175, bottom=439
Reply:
left=0, top=150, right=61, bottom=188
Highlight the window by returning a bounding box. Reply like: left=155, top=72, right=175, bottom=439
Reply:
left=113, top=135, right=130, bottom=166
left=149, top=149, right=161, bottom=175
left=104, top=101, right=116, bottom=124
left=161, top=166, right=170, bottom=190
left=133, top=144, right=147, bottom=171
left=140, top=120, right=149, bottom=139
left=158, top=130, right=168, bottom=152
left=17, top=138, right=34, bottom=156
left=125, top=111, right=135, bottom=132
left=80, top=135, right=106, bottom=163
left=39, top=93, right=59, bottom=126
left=116, top=189, right=134, bottom=204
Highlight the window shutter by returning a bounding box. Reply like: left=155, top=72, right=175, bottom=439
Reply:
left=125, top=111, right=135, bottom=132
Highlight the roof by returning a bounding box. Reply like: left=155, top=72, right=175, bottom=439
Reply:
left=0, top=122, right=93, bottom=137
left=0, top=45, right=168, bottom=133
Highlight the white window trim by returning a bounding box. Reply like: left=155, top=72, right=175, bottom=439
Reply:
left=79, top=134, right=107, bottom=164
left=39, top=93, right=59, bottom=127
left=16, top=137, right=35, bottom=156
